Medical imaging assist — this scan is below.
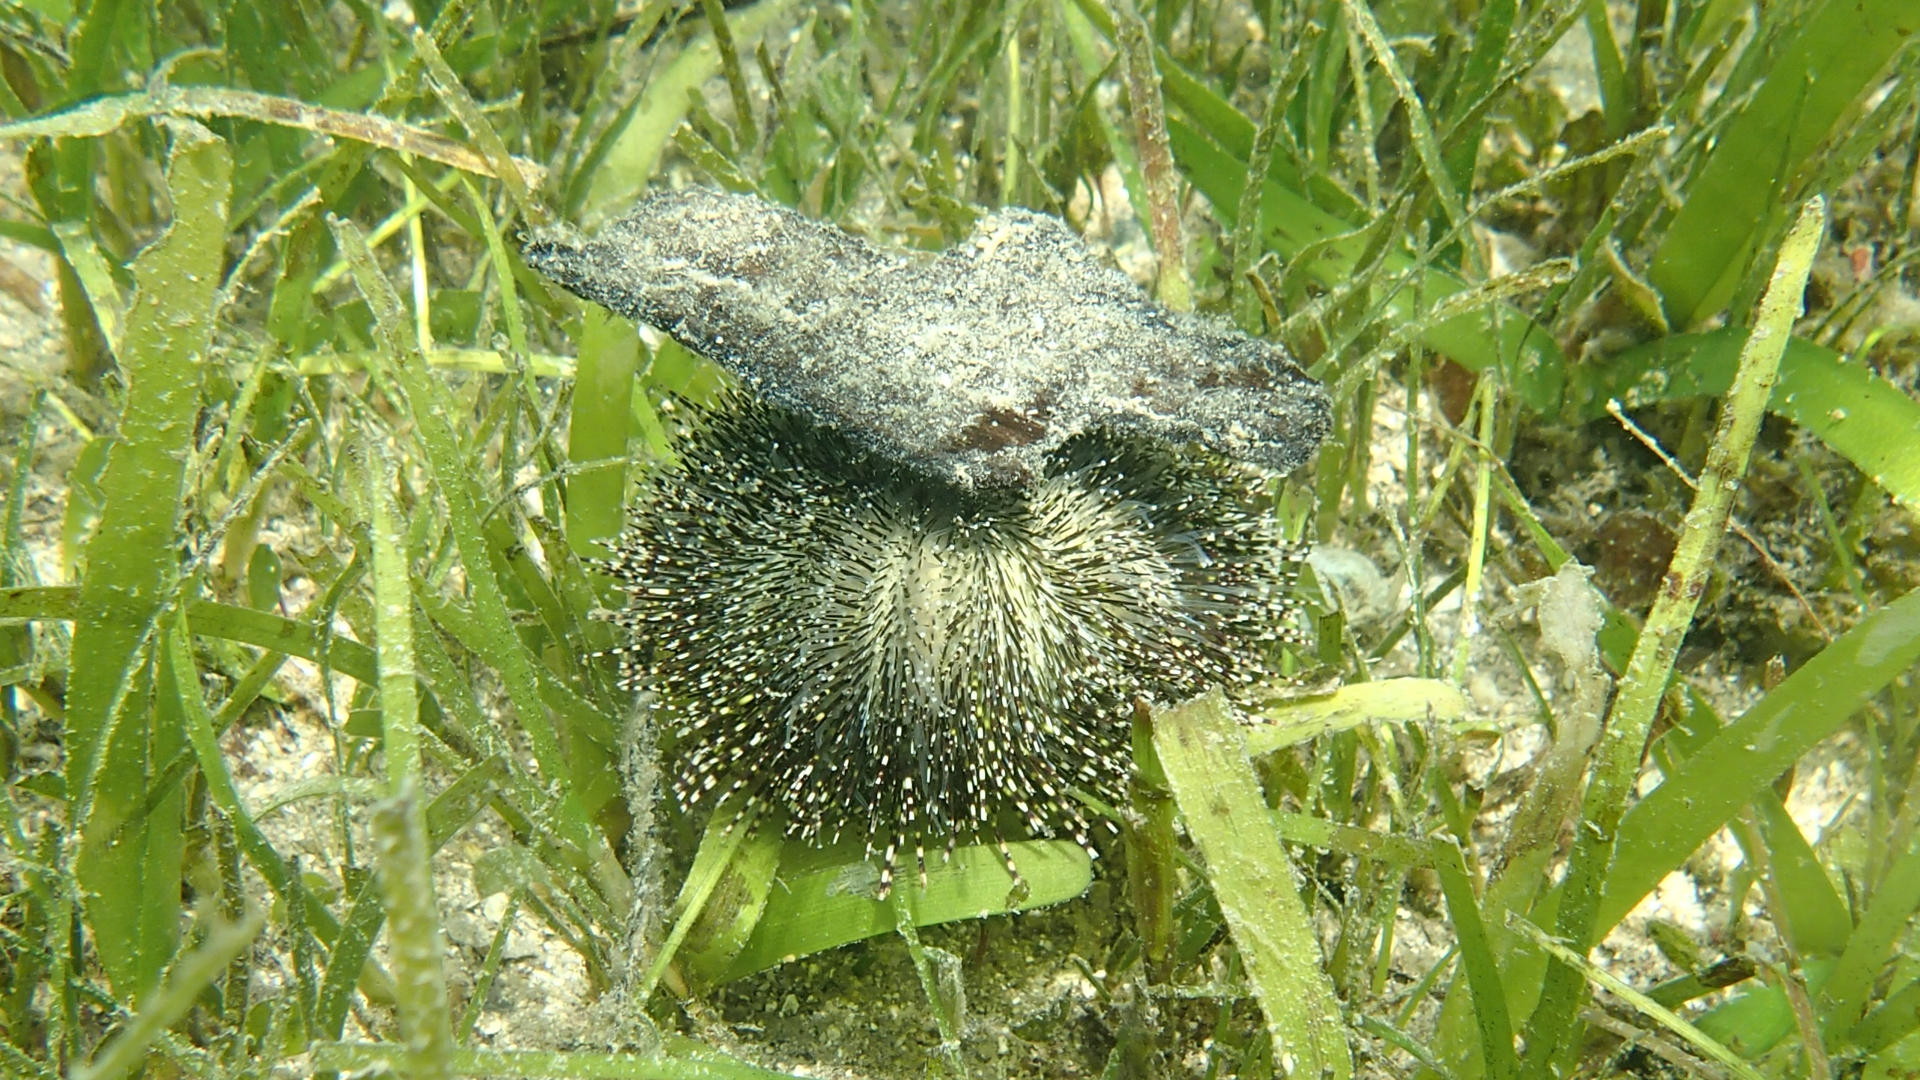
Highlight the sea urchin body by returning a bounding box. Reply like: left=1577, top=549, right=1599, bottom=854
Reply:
left=603, top=393, right=1307, bottom=894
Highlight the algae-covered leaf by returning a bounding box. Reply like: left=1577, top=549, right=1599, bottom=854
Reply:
left=67, top=123, right=230, bottom=1005
left=1154, top=690, right=1354, bottom=1079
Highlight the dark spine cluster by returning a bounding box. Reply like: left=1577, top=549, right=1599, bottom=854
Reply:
left=602, top=393, right=1307, bottom=894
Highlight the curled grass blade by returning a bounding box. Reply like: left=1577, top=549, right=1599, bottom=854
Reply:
left=889, top=893, right=968, bottom=1077
left=1244, top=677, right=1468, bottom=755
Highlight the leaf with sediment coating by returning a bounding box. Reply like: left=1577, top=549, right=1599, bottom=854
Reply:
left=524, top=189, right=1330, bottom=488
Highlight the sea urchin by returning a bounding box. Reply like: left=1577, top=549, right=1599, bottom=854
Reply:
left=601, top=392, right=1309, bottom=894
left=531, top=190, right=1330, bottom=894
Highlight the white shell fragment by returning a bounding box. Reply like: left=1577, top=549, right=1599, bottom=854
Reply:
left=525, top=189, right=1331, bottom=488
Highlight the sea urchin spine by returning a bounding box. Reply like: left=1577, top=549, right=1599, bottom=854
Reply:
left=601, top=393, right=1308, bottom=895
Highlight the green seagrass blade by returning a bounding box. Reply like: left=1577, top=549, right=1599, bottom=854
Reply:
left=671, top=820, right=1092, bottom=988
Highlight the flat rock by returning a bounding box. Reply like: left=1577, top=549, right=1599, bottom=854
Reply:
left=525, top=188, right=1330, bottom=488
